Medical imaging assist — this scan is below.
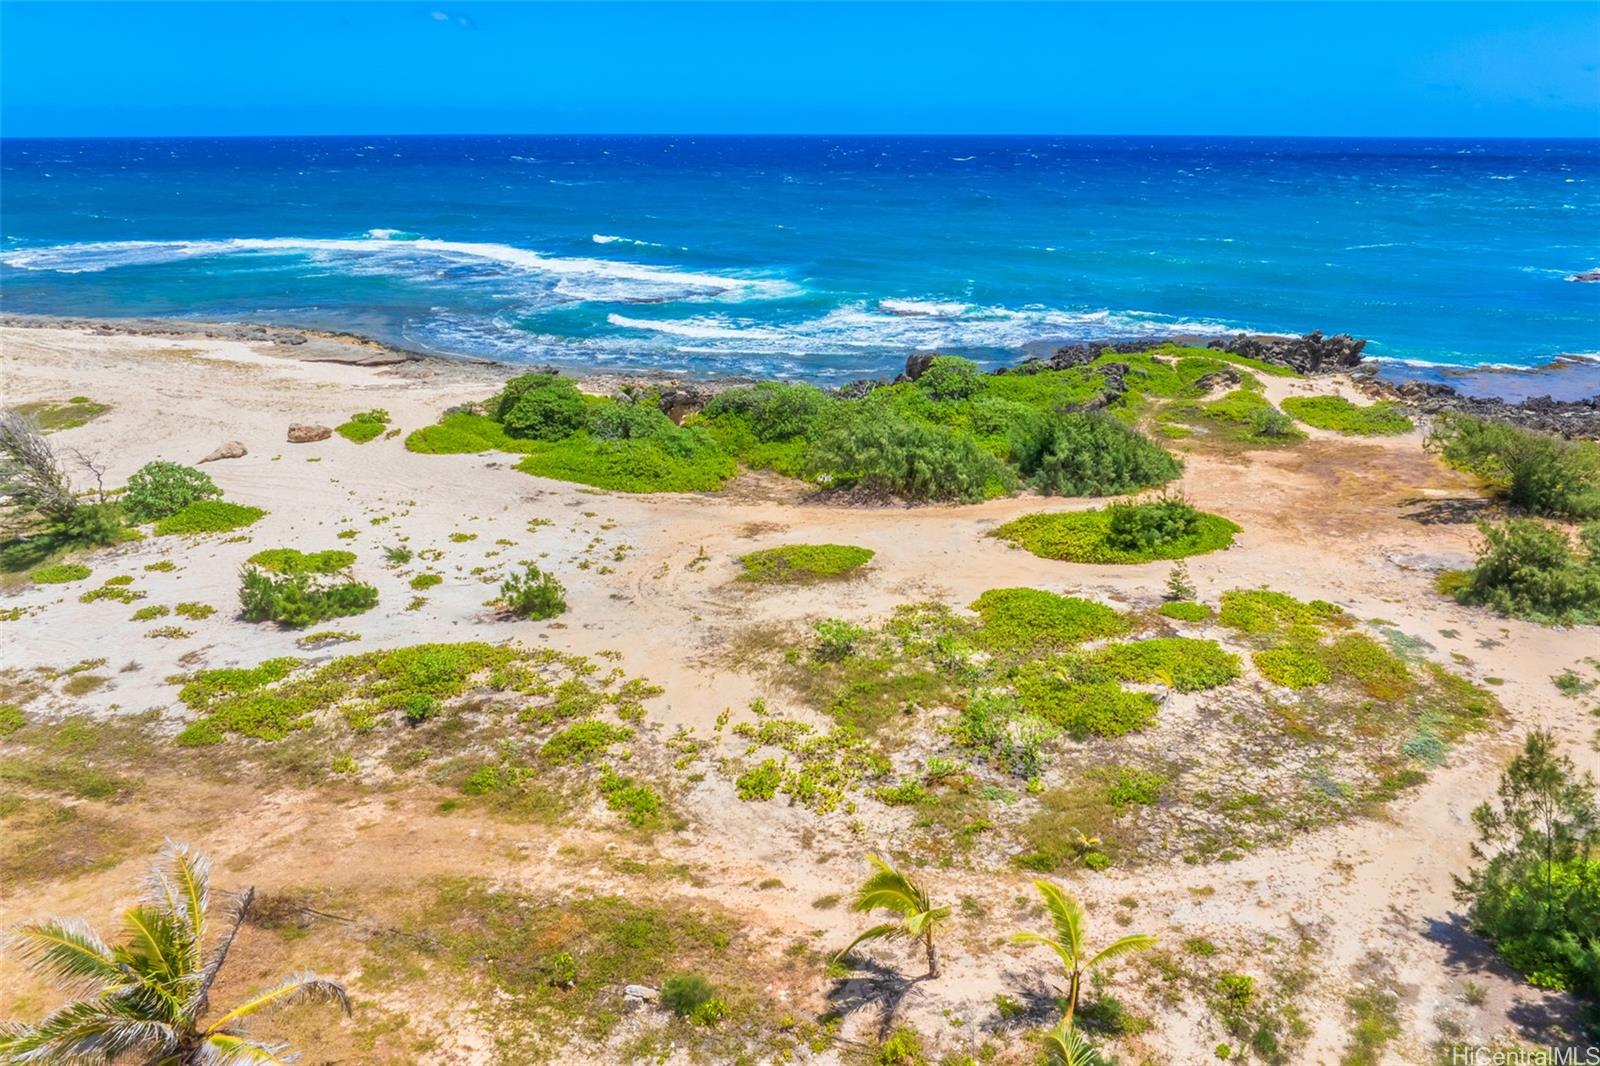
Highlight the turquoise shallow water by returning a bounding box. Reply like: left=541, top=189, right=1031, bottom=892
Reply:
left=1, top=135, right=1597, bottom=383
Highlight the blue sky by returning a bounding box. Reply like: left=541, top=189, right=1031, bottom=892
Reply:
left=2, top=1, right=1597, bottom=137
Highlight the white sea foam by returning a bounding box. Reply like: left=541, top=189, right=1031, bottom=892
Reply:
left=592, top=233, right=661, bottom=247
left=877, top=298, right=971, bottom=317
left=602, top=302, right=1231, bottom=357
left=0, top=234, right=799, bottom=304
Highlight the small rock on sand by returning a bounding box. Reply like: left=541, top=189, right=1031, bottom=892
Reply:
left=287, top=423, right=332, bottom=443
left=198, top=440, right=248, bottom=463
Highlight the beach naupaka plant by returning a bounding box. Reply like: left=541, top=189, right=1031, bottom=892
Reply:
left=1013, top=878, right=1156, bottom=1026
left=0, top=841, right=350, bottom=1063
left=835, top=853, right=950, bottom=978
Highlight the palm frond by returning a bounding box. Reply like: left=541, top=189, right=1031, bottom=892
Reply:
left=1042, top=1019, right=1099, bottom=1066
left=1085, top=933, right=1157, bottom=970
left=1010, top=930, right=1074, bottom=969
left=204, top=972, right=350, bottom=1033
left=832, top=922, right=904, bottom=962
left=196, top=1033, right=294, bottom=1065
left=145, top=840, right=210, bottom=969
left=851, top=854, right=929, bottom=917
left=0, top=999, right=177, bottom=1062
left=115, top=904, right=194, bottom=994
left=1032, top=879, right=1087, bottom=962
left=6, top=919, right=126, bottom=992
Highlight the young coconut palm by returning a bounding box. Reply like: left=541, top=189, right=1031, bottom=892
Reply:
left=835, top=853, right=950, bottom=978
left=1042, top=1018, right=1100, bottom=1066
left=1012, top=879, right=1155, bottom=1026
left=0, top=841, right=349, bottom=1064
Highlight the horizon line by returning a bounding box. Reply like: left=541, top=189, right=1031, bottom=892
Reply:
left=4, top=130, right=1599, bottom=142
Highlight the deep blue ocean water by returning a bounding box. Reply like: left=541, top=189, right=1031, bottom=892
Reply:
left=2, top=135, right=1597, bottom=383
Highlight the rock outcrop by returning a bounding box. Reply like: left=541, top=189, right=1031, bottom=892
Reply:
left=1381, top=380, right=1600, bottom=439
left=287, top=423, right=332, bottom=443
left=198, top=440, right=247, bottom=463
left=1207, top=330, right=1366, bottom=375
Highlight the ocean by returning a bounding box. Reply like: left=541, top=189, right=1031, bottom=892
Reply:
left=1, top=135, right=1597, bottom=384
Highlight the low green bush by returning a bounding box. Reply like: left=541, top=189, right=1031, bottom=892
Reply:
left=915, top=355, right=984, bottom=401
left=994, top=503, right=1238, bottom=564
left=737, top=544, right=874, bottom=584
left=499, top=374, right=590, bottom=441
left=238, top=566, right=378, bottom=627
left=701, top=381, right=830, bottom=443
left=31, top=562, right=91, bottom=584
left=246, top=548, right=356, bottom=575
left=972, top=588, right=1128, bottom=653
left=499, top=563, right=567, bottom=620
left=806, top=406, right=1013, bottom=502
left=1009, top=411, right=1181, bottom=496
left=813, top=618, right=867, bottom=661
left=154, top=500, right=265, bottom=536
left=1280, top=395, right=1413, bottom=436
left=410, top=573, right=443, bottom=591
left=660, top=973, right=717, bottom=1018
left=1429, top=413, right=1600, bottom=520
left=1451, top=518, right=1600, bottom=625
left=588, top=402, right=676, bottom=441
left=122, top=461, right=220, bottom=523
left=335, top=409, right=390, bottom=443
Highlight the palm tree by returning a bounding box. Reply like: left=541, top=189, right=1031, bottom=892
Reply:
left=0, top=841, right=350, bottom=1064
left=1041, top=1018, right=1100, bottom=1066
left=1012, top=879, right=1154, bottom=1026
left=835, top=854, right=951, bottom=978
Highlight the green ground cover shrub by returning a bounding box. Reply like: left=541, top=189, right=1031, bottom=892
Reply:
left=540, top=721, right=633, bottom=764
left=246, top=548, right=357, bottom=575
left=238, top=566, right=378, bottom=628
left=1280, top=395, right=1413, bottom=436
left=154, top=500, right=265, bottom=536
left=1164, top=388, right=1305, bottom=446
left=737, top=544, right=874, bottom=584
left=405, top=412, right=538, bottom=455
left=410, top=572, right=443, bottom=591
left=31, top=562, right=91, bottom=584
left=1157, top=600, right=1213, bottom=622
left=1218, top=589, right=1346, bottom=636
left=335, top=409, right=390, bottom=443
left=1449, top=518, right=1600, bottom=624
left=1088, top=637, right=1241, bottom=692
left=13, top=397, right=110, bottom=432
left=994, top=500, right=1239, bottom=563
left=1014, top=673, right=1158, bottom=738
left=1429, top=413, right=1600, bottom=519
left=1253, top=646, right=1332, bottom=689
left=970, top=588, right=1128, bottom=654
left=516, top=430, right=738, bottom=493
left=498, top=563, right=567, bottom=619
left=122, top=461, right=221, bottom=523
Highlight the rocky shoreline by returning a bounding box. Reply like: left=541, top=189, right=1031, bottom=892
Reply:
left=3, top=312, right=1595, bottom=439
